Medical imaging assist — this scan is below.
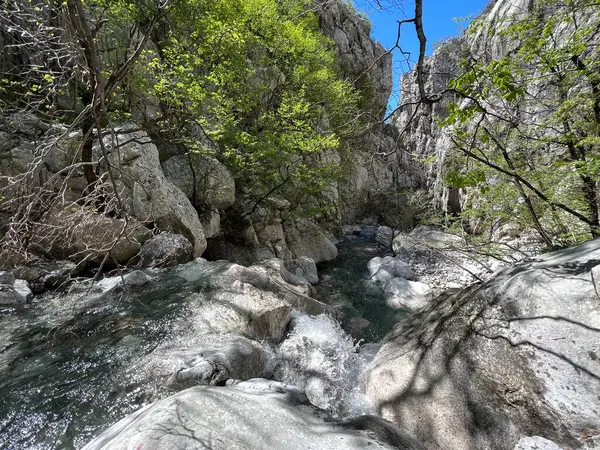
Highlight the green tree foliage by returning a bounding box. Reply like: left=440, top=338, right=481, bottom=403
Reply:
left=1, top=0, right=360, bottom=220
left=442, top=0, right=600, bottom=245
left=146, top=0, right=361, bottom=217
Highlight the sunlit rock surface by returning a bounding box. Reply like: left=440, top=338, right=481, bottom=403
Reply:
left=364, top=238, right=600, bottom=450
left=83, top=379, right=421, bottom=450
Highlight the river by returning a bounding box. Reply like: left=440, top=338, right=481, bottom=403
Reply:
left=0, top=237, right=399, bottom=449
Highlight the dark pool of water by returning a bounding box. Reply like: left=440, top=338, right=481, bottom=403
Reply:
left=314, top=236, right=407, bottom=342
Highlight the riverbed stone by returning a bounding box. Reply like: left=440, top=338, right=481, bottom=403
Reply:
left=383, top=277, right=431, bottom=310
left=285, top=256, right=319, bottom=284
left=0, top=279, right=31, bottom=305
left=82, top=379, right=418, bottom=450
left=371, top=265, right=396, bottom=283
left=344, top=316, right=372, bottom=340
left=249, top=258, right=312, bottom=296
left=368, top=256, right=392, bottom=275
left=142, top=334, right=269, bottom=389
left=369, top=255, right=414, bottom=284
left=192, top=282, right=292, bottom=342
left=174, top=259, right=333, bottom=317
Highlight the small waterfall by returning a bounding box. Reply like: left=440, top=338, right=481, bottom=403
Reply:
left=272, top=312, right=377, bottom=418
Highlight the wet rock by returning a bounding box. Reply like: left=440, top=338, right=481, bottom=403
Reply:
left=82, top=379, right=414, bottom=450
left=195, top=282, right=292, bottom=342
left=12, top=261, right=82, bottom=292
left=13, top=279, right=32, bottom=299
left=92, top=270, right=153, bottom=293
left=344, top=316, right=372, bottom=341
left=175, top=259, right=333, bottom=317
left=138, top=233, right=193, bottom=268
left=144, top=334, right=269, bottom=389
left=0, top=279, right=32, bottom=305
left=249, top=258, right=312, bottom=296
left=342, top=224, right=363, bottom=235
left=363, top=238, right=600, bottom=450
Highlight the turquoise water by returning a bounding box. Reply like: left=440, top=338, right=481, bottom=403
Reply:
left=0, top=275, right=195, bottom=449
left=314, top=237, right=407, bottom=342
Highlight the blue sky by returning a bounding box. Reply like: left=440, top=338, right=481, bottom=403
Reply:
left=354, top=0, right=490, bottom=111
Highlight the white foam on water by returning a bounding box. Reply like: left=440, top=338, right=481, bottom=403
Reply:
left=273, top=312, right=376, bottom=418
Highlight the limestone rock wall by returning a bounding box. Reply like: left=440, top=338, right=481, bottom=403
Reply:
left=317, top=0, right=415, bottom=221
left=0, top=0, right=406, bottom=269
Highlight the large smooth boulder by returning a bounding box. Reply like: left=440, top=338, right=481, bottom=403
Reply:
left=137, top=233, right=193, bottom=267
left=363, top=238, right=600, bottom=450
left=142, top=334, right=269, bottom=389
left=193, top=280, right=292, bottom=342
left=32, top=205, right=150, bottom=264
left=100, top=126, right=206, bottom=257
left=285, top=221, right=338, bottom=263
left=175, top=259, right=333, bottom=317
left=83, top=379, right=418, bottom=450
left=249, top=258, right=311, bottom=296
left=285, top=256, right=319, bottom=284
left=162, top=153, right=235, bottom=210
left=383, top=278, right=431, bottom=311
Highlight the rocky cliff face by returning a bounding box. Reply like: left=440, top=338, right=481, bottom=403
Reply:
left=0, top=0, right=403, bottom=271
left=203, top=0, right=406, bottom=264
left=317, top=0, right=418, bottom=221
left=390, top=0, right=538, bottom=215
left=390, top=37, right=466, bottom=213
